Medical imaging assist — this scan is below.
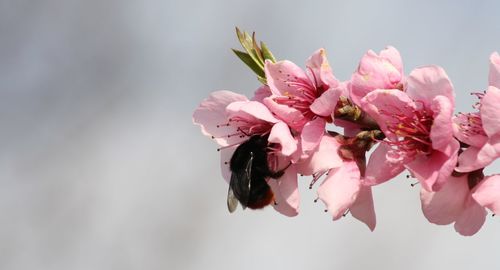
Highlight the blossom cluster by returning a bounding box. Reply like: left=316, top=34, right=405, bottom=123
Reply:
left=193, top=29, right=500, bottom=236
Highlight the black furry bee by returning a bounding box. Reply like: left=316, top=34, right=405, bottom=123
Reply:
left=227, top=135, right=287, bottom=213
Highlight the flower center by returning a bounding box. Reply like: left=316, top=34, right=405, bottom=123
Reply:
left=272, top=67, right=326, bottom=120
left=384, top=103, right=433, bottom=157
left=213, top=116, right=273, bottom=151
left=228, top=116, right=272, bottom=137
left=456, top=112, right=486, bottom=139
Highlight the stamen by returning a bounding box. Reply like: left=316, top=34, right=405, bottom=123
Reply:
left=287, top=80, right=315, bottom=94
left=410, top=182, right=419, bottom=187
left=216, top=141, right=242, bottom=151
left=342, top=209, right=350, bottom=217
left=381, top=101, right=433, bottom=157
left=216, top=122, right=230, bottom=128
left=456, top=112, right=486, bottom=138
left=225, top=116, right=273, bottom=137
left=310, top=171, right=328, bottom=189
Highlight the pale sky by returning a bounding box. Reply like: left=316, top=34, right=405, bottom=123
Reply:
left=0, top=1, right=499, bottom=269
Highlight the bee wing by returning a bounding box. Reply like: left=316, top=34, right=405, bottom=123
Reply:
left=227, top=185, right=239, bottom=213
left=245, top=152, right=253, bottom=193
left=228, top=152, right=253, bottom=211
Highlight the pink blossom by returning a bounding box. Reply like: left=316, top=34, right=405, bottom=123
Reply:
left=349, top=46, right=404, bottom=107
left=421, top=173, right=500, bottom=236
left=297, top=134, right=376, bottom=231
left=193, top=90, right=300, bottom=216
left=361, top=66, right=459, bottom=191
left=263, top=49, right=342, bottom=155
left=489, top=52, right=500, bottom=88
left=455, top=53, right=500, bottom=172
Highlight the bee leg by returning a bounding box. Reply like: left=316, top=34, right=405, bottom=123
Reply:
left=269, top=162, right=292, bottom=179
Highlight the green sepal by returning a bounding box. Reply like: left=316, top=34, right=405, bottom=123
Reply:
left=235, top=27, right=264, bottom=68
left=257, top=76, right=267, bottom=85
left=260, top=41, right=276, bottom=63
left=232, top=49, right=265, bottom=78
left=233, top=27, right=277, bottom=84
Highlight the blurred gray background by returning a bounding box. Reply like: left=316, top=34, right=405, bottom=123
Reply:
left=1, top=0, right=499, bottom=269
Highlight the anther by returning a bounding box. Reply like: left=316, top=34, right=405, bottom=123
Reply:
left=313, top=198, right=319, bottom=203
left=324, top=209, right=328, bottom=213
left=410, top=182, right=419, bottom=187
left=493, top=213, right=496, bottom=217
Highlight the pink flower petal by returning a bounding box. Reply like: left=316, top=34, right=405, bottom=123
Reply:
left=268, top=122, right=297, bottom=157
left=265, top=60, right=313, bottom=97
left=333, top=118, right=362, bottom=137
left=456, top=145, right=485, bottom=172
left=350, top=186, right=376, bottom=231
left=379, top=46, right=404, bottom=74
left=406, top=139, right=459, bottom=191
left=297, top=135, right=343, bottom=175
left=251, top=85, right=272, bottom=103
left=476, top=135, right=500, bottom=165
left=192, top=90, right=248, bottom=146
left=350, top=47, right=403, bottom=107
left=430, top=95, right=454, bottom=151
left=420, top=175, right=469, bottom=225
left=263, top=97, right=308, bottom=131
left=452, top=113, right=488, bottom=148
left=305, top=48, right=339, bottom=89
left=489, top=52, right=500, bottom=88
left=226, top=101, right=279, bottom=124
left=360, top=89, right=416, bottom=140
left=268, top=163, right=299, bottom=217
left=406, top=65, right=455, bottom=108
left=295, top=134, right=343, bottom=176
left=456, top=136, right=500, bottom=172
left=301, top=117, right=326, bottom=156
left=337, top=80, right=350, bottom=97
left=364, top=143, right=406, bottom=186
left=310, top=88, right=342, bottom=117
left=480, top=86, right=500, bottom=137
left=454, top=198, right=487, bottom=236
left=318, top=161, right=361, bottom=220
left=220, top=146, right=237, bottom=183
left=472, top=174, right=500, bottom=215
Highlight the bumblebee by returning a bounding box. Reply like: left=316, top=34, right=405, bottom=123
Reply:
left=227, top=135, right=287, bottom=212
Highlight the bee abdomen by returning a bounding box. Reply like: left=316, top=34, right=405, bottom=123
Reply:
left=247, top=183, right=274, bottom=209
